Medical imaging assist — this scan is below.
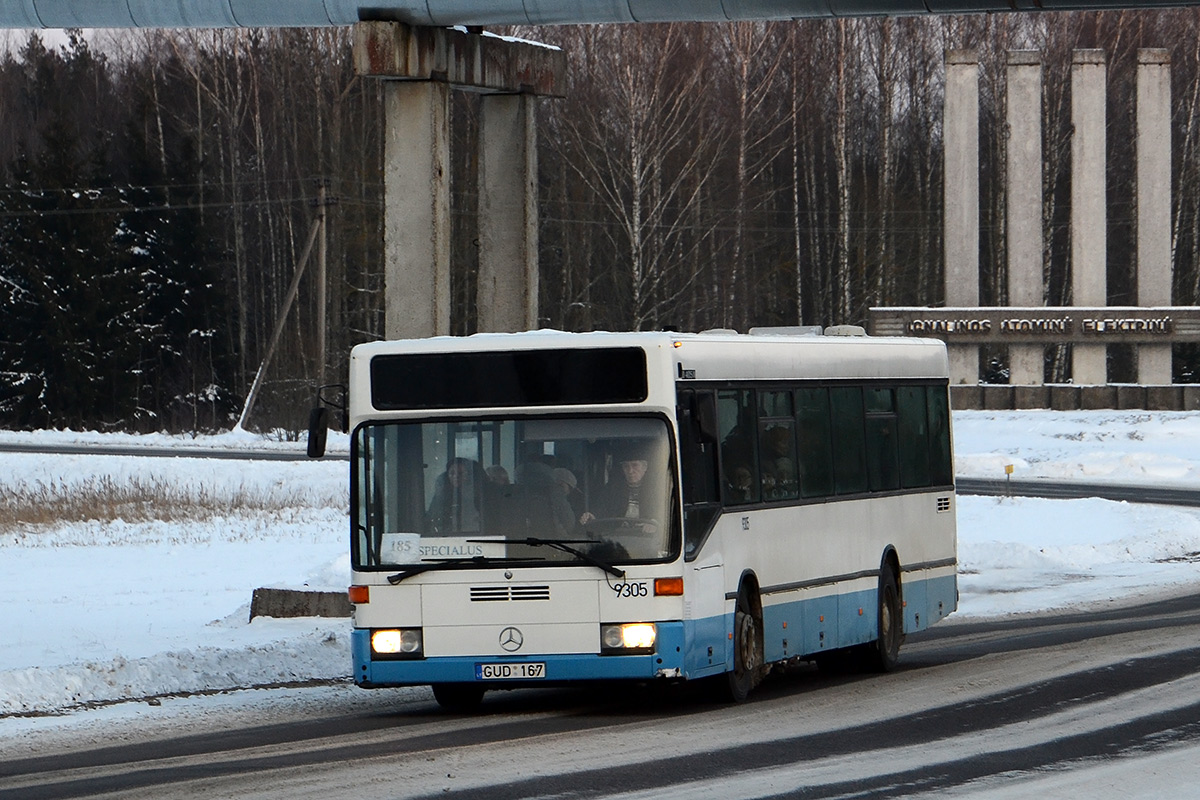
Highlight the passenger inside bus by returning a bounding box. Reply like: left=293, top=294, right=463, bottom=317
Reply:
left=553, top=468, right=586, bottom=526
left=485, top=465, right=510, bottom=485
left=488, top=460, right=577, bottom=538
left=426, top=457, right=486, bottom=534
left=761, top=424, right=798, bottom=500
left=725, top=464, right=754, bottom=503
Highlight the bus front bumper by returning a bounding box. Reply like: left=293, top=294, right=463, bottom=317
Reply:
left=352, top=622, right=685, bottom=687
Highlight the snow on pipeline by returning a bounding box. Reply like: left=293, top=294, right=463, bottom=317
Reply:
left=3, top=410, right=1200, bottom=719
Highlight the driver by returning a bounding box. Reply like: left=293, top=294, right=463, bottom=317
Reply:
left=579, top=447, right=653, bottom=526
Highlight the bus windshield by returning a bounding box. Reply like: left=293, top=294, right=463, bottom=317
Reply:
left=352, top=416, right=675, bottom=570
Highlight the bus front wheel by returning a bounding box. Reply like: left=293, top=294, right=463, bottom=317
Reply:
left=725, top=587, right=764, bottom=702
left=431, top=683, right=485, bottom=711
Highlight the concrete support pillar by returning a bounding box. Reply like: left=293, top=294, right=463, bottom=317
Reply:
left=355, top=21, right=563, bottom=340
left=383, top=80, right=451, bottom=339
left=1071, top=50, right=1108, bottom=385
left=1138, top=48, right=1173, bottom=385
left=478, top=93, right=539, bottom=332
left=944, top=50, right=980, bottom=385
left=1007, top=51, right=1044, bottom=385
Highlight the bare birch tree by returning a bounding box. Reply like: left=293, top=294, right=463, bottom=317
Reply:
left=548, top=24, right=726, bottom=331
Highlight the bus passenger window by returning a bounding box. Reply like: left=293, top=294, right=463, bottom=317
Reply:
left=829, top=387, right=867, bottom=495
left=677, top=390, right=721, bottom=557
left=759, top=423, right=799, bottom=501
left=897, top=386, right=932, bottom=488
left=865, top=388, right=899, bottom=492
left=758, top=390, right=792, bottom=418
left=757, top=391, right=797, bottom=501
left=718, top=389, right=758, bottom=505
left=795, top=388, right=835, bottom=498
left=927, top=386, right=953, bottom=486
left=677, top=391, right=720, bottom=506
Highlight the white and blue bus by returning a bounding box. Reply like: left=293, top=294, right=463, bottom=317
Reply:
left=320, top=328, right=957, bottom=708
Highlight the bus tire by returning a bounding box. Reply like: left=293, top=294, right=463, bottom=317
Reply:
left=432, top=683, right=485, bottom=711
left=724, top=586, right=763, bottom=702
left=864, top=568, right=902, bottom=673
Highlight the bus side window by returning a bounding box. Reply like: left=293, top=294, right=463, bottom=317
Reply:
left=927, top=385, right=953, bottom=486
left=677, top=390, right=721, bottom=556
left=758, top=391, right=798, bottom=502
left=897, top=386, right=932, bottom=488
left=677, top=390, right=720, bottom=506
left=864, top=387, right=899, bottom=492
left=718, top=389, right=759, bottom=505
left=796, top=387, right=835, bottom=498
left=829, top=387, right=867, bottom=495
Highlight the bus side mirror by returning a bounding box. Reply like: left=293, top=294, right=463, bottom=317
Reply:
left=307, top=407, right=330, bottom=458
left=696, top=393, right=718, bottom=444
left=307, top=383, right=347, bottom=459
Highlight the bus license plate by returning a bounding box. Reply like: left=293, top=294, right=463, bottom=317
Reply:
left=476, top=662, right=546, bottom=680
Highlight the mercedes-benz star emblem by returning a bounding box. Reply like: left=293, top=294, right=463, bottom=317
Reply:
left=498, top=626, right=524, bottom=652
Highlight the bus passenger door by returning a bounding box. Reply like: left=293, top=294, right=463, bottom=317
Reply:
left=677, top=389, right=727, bottom=678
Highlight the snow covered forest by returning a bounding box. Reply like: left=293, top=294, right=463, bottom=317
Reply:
left=4, top=11, right=1200, bottom=433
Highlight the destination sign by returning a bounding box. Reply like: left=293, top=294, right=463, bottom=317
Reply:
left=868, top=307, right=1200, bottom=344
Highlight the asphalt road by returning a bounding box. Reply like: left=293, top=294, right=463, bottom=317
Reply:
left=6, top=591, right=1200, bottom=799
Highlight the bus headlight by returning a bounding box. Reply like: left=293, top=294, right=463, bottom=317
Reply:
left=600, top=623, right=656, bottom=654
left=371, top=628, right=423, bottom=658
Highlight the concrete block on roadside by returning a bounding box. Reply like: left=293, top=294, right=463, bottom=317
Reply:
left=1080, top=385, right=1117, bottom=410
left=250, top=588, right=351, bottom=621
left=1146, top=385, right=1183, bottom=411
left=950, top=385, right=982, bottom=410
left=981, top=385, right=1014, bottom=410
left=1014, top=385, right=1049, bottom=409
left=1049, top=384, right=1080, bottom=411
left=1115, top=385, right=1147, bottom=410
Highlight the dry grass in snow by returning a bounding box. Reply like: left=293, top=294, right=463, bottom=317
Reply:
left=0, top=475, right=329, bottom=529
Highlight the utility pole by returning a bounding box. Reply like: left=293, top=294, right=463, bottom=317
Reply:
left=236, top=180, right=336, bottom=431
left=314, top=179, right=335, bottom=385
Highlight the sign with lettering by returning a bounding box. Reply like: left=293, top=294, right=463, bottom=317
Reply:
left=868, top=307, right=1200, bottom=344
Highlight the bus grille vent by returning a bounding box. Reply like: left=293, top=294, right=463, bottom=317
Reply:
left=470, top=585, right=551, bottom=602
left=936, top=496, right=952, bottom=513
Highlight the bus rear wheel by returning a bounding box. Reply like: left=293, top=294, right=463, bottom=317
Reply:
left=863, top=568, right=902, bottom=673
left=431, top=683, right=485, bottom=711
left=724, top=587, right=763, bottom=702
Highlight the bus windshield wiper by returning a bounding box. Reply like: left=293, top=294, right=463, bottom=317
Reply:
left=386, top=556, right=530, bottom=585
left=505, top=537, right=626, bottom=579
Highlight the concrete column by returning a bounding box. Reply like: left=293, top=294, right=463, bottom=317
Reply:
left=1007, top=51, right=1044, bottom=385
left=478, top=93, right=539, bottom=333
left=1138, top=48, right=1173, bottom=385
left=383, top=80, right=451, bottom=340
left=1071, top=50, right=1108, bottom=385
left=944, top=50, right=980, bottom=385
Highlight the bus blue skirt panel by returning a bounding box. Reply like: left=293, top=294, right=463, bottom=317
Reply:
left=680, top=571, right=958, bottom=675
left=353, top=622, right=686, bottom=686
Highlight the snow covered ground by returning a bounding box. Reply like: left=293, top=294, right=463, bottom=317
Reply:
left=954, top=410, right=1200, bottom=615
left=954, top=408, right=1200, bottom=486
left=3, top=410, right=1200, bottom=730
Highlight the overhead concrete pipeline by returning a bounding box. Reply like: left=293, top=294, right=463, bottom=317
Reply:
left=1, top=0, right=1198, bottom=29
